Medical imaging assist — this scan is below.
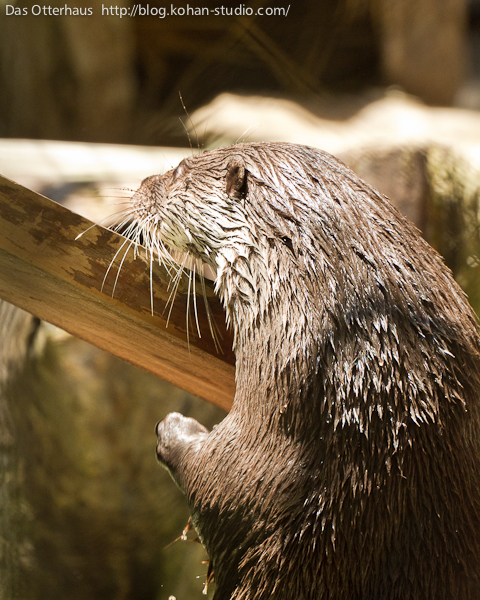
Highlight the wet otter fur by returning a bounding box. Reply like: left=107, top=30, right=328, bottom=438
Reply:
left=131, top=142, right=480, bottom=599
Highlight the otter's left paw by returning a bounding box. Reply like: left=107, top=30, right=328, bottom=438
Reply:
left=155, top=412, right=208, bottom=492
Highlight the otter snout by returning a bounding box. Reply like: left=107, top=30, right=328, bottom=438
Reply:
left=155, top=412, right=208, bottom=492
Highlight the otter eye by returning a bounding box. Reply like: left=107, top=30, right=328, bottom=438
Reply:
left=172, top=161, right=188, bottom=181
left=282, top=236, right=296, bottom=257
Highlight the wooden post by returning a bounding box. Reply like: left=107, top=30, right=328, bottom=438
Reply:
left=0, top=174, right=235, bottom=411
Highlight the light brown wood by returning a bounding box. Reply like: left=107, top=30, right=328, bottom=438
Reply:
left=0, top=174, right=235, bottom=411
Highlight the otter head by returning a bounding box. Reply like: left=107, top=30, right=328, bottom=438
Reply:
left=129, top=144, right=314, bottom=341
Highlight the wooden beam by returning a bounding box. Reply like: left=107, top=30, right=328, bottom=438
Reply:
left=0, top=174, right=235, bottom=411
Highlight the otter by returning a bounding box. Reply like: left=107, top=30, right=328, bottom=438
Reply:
left=129, top=142, right=480, bottom=599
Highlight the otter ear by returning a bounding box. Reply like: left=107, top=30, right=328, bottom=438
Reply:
left=226, top=157, right=246, bottom=200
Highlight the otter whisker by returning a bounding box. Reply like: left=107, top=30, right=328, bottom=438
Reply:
left=133, top=221, right=148, bottom=259
left=99, top=198, right=132, bottom=205
left=149, top=245, right=155, bottom=316
left=138, top=216, right=164, bottom=264
left=102, top=204, right=136, bottom=222
left=110, top=211, right=140, bottom=236
left=119, top=213, right=146, bottom=242
left=192, top=260, right=202, bottom=339
left=179, top=116, right=194, bottom=155
left=162, top=248, right=188, bottom=276
left=75, top=206, right=135, bottom=240
left=199, top=269, right=223, bottom=354
left=185, top=267, right=193, bottom=350
left=179, top=91, right=200, bottom=153
left=111, top=238, right=135, bottom=298
left=235, top=124, right=260, bottom=144
left=102, top=235, right=133, bottom=293
left=183, top=260, right=203, bottom=349
left=166, top=252, right=188, bottom=295
left=164, top=278, right=181, bottom=327
left=165, top=254, right=189, bottom=328
left=152, top=237, right=173, bottom=272
left=140, top=218, right=170, bottom=270
left=153, top=243, right=176, bottom=278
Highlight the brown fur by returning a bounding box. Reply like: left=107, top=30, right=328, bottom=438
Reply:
left=130, top=142, right=480, bottom=599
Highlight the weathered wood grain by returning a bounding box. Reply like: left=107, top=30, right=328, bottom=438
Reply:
left=0, top=174, right=235, bottom=411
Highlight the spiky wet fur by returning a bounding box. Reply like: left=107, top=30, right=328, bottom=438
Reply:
left=138, top=142, right=480, bottom=599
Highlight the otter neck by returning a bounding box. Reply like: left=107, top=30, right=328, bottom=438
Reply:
left=217, top=253, right=317, bottom=429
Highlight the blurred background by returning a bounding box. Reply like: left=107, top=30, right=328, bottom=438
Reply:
left=1, top=0, right=480, bottom=144
left=1, top=0, right=480, bottom=599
